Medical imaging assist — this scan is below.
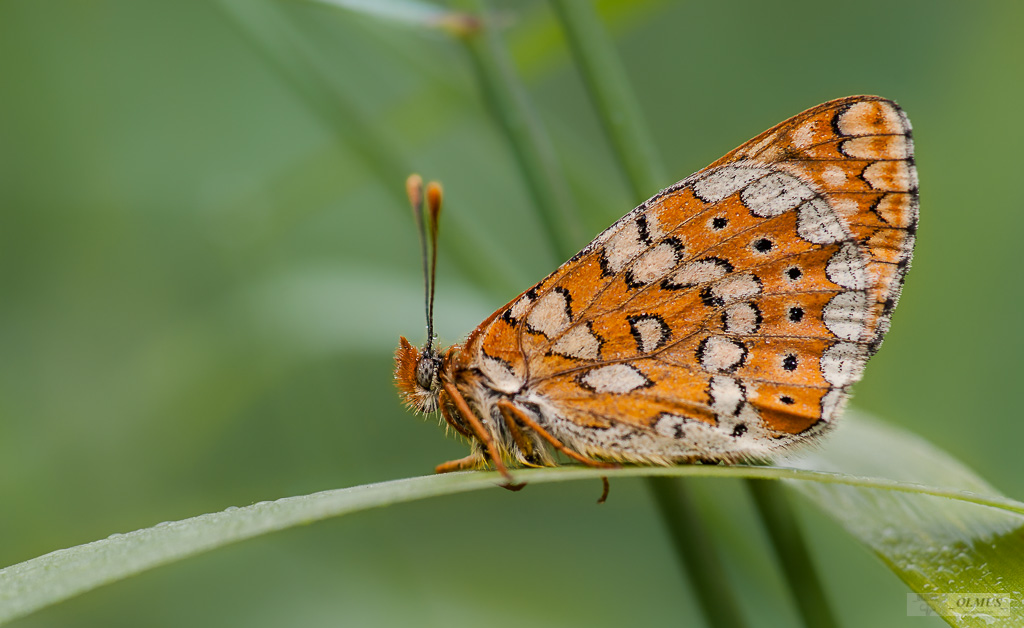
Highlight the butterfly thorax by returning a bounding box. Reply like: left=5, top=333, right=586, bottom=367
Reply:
left=395, top=332, right=561, bottom=468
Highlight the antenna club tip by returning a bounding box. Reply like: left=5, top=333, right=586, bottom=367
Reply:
left=406, top=174, right=424, bottom=210
left=426, top=181, right=443, bottom=221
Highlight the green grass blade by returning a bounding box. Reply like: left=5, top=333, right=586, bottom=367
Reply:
left=2, top=412, right=1022, bottom=626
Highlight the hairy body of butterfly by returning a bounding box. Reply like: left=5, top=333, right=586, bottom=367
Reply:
left=395, top=96, right=918, bottom=479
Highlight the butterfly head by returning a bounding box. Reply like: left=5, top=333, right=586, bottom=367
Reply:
left=395, top=174, right=446, bottom=415
left=394, top=336, right=445, bottom=413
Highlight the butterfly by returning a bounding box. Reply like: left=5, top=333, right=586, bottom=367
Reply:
left=395, top=96, right=917, bottom=485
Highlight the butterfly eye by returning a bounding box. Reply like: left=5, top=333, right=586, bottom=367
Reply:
left=415, top=352, right=441, bottom=392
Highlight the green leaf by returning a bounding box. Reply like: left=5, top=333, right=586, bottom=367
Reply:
left=787, top=416, right=1024, bottom=627
left=1, top=412, right=1021, bottom=626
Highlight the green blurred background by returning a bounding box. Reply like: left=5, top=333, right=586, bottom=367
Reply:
left=1, top=0, right=1021, bottom=625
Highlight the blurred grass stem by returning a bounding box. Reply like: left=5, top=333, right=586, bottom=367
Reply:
left=749, top=480, right=840, bottom=628
left=451, top=0, right=586, bottom=261
left=646, top=477, right=750, bottom=627
left=548, top=0, right=666, bottom=199
left=217, top=0, right=518, bottom=295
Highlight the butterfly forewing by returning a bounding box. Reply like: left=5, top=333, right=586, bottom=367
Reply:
left=452, top=95, right=917, bottom=465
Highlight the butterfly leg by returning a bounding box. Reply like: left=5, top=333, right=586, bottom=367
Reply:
left=499, top=404, right=550, bottom=467
left=435, top=453, right=486, bottom=474
left=598, top=476, right=610, bottom=504
left=435, top=401, right=487, bottom=473
left=438, top=392, right=475, bottom=441
left=496, top=400, right=618, bottom=470
left=441, top=380, right=518, bottom=487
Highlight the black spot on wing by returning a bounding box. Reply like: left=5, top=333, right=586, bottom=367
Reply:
left=782, top=354, right=798, bottom=371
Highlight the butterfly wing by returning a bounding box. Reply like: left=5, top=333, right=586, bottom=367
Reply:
left=461, top=96, right=917, bottom=463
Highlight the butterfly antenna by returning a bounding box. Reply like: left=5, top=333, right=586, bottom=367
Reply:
left=425, top=180, right=443, bottom=352
left=406, top=174, right=432, bottom=352
left=406, top=175, right=443, bottom=352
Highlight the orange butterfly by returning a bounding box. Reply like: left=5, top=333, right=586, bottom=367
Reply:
left=395, top=96, right=917, bottom=485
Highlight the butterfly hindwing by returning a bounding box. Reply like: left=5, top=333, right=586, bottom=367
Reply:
left=459, top=95, right=916, bottom=464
